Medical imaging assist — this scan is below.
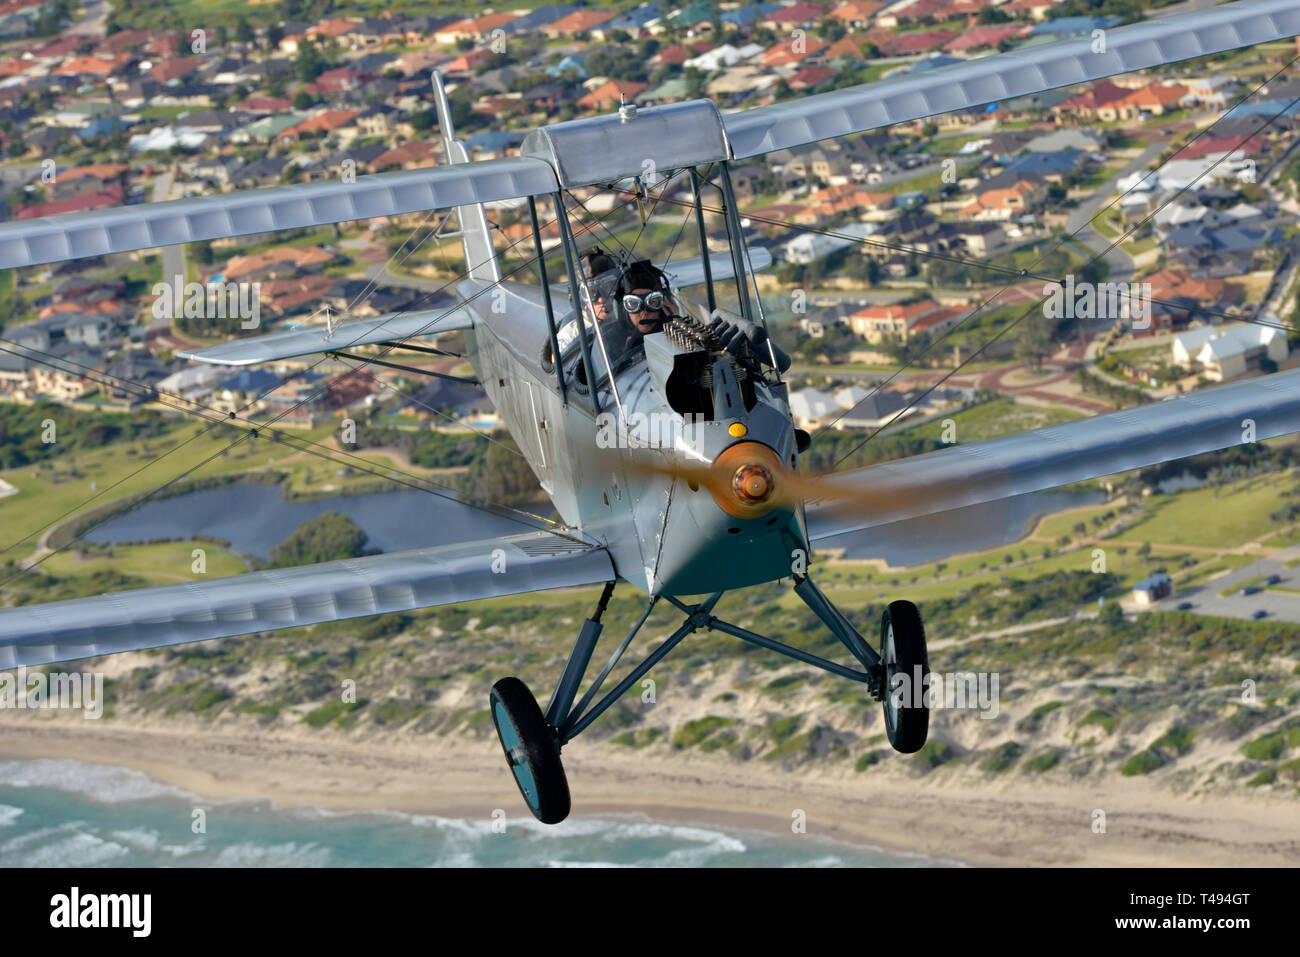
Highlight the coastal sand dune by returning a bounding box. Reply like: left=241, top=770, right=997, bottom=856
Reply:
left=1, top=715, right=1296, bottom=866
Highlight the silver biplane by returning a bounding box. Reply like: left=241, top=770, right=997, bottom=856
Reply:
left=2, top=0, right=1300, bottom=824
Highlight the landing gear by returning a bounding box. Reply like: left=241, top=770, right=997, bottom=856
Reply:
left=488, top=579, right=931, bottom=824
left=490, top=677, right=570, bottom=825
left=880, top=600, right=930, bottom=754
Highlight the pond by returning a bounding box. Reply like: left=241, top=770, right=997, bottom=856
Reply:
left=86, top=482, right=1105, bottom=570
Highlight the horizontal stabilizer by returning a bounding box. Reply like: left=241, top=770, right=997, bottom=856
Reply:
left=179, top=306, right=475, bottom=366
left=0, top=531, right=614, bottom=669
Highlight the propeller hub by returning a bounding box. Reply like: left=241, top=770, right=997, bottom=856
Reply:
left=732, top=462, right=774, bottom=504
left=709, top=441, right=787, bottom=518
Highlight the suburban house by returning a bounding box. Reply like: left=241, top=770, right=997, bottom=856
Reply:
left=1172, top=323, right=1289, bottom=380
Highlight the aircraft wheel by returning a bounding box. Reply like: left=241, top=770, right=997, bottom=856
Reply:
left=490, top=677, right=571, bottom=825
left=880, top=600, right=930, bottom=754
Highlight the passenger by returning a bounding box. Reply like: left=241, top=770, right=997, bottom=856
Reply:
left=580, top=249, right=618, bottom=325
left=541, top=248, right=618, bottom=372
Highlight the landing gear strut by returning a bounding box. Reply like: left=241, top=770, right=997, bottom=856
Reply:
left=489, top=579, right=930, bottom=824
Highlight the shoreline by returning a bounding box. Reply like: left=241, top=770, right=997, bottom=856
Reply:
left=3, top=715, right=1297, bottom=866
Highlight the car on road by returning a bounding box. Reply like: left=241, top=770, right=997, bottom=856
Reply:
left=1252, top=609, right=1268, bottom=619
left=1176, top=601, right=1194, bottom=610
left=1265, top=574, right=1282, bottom=586
left=1241, top=585, right=1261, bottom=596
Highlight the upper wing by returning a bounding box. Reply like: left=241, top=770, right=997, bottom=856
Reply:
left=0, top=156, right=558, bottom=271
left=807, top=368, right=1300, bottom=545
left=0, top=531, right=613, bottom=669
left=178, top=305, right=475, bottom=366
left=661, top=246, right=772, bottom=290
left=724, top=0, right=1300, bottom=159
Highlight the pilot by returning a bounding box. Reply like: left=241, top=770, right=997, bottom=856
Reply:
left=604, top=259, right=677, bottom=368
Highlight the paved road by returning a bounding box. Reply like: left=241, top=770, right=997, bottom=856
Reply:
left=1064, top=142, right=1164, bottom=284
left=67, top=0, right=108, bottom=37
left=153, top=172, right=186, bottom=286
left=365, top=262, right=454, bottom=294
left=1133, top=547, right=1300, bottom=625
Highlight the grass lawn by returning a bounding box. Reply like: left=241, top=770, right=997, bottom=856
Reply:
left=900, top=397, right=1083, bottom=444
left=1262, top=526, right=1300, bottom=549
left=276, top=446, right=464, bottom=497
left=43, top=541, right=249, bottom=584
left=809, top=541, right=1188, bottom=606
left=0, top=421, right=339, bottom=556
left=1114, top=473, right=1298, bottom=549
left=1032, top=504, right=1117, bottom=542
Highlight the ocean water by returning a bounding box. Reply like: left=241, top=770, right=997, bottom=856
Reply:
left=0, top=760, right=950, bottom=868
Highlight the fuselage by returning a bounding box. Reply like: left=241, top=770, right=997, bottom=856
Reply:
left=460, top=277, right=809, bottom=597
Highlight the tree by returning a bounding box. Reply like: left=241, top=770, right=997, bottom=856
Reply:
left=410, top=108, right=436, bottom=132
left=1014, top=310, right=1052, bottom=371
left=684, top=66, right=707, bottom=100
left=266, top=512, right=376, bottom=568
left=295, top=37, right=327, bottom=83
left=459, top=438, right=540, bottom=507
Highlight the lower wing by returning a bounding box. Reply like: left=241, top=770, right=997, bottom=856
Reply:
left=0, top=531, right=613, bottom=669
left=806, top=368, right=1300, bottom=545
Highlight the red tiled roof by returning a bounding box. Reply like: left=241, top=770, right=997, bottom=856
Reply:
left=889, top=30, right=956, bottom=55
left=944, top=25, right=1027, bottom=51
left=19, top=187, right=123, bottom=219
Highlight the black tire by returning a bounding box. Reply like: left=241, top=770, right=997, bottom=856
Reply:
left=489, top=677, right=571, bottom=825
left=880, top=600, right=930, bottom=754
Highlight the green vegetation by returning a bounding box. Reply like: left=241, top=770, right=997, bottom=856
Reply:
left=0, top=402, right=171, bottom=469
left=43, top=541, right=248, bottom=583
left=266, top=512, right=375, bottom=569
left=1016, top=700, right=1065, bottom=733
left=1025, top=749, right=1061, bottom=773
left=982, top=741, right=1023, bottom=773
left=1120, top=476, right=1299, bottom=549
left=612, top=728, right=664, bottom=749
left=1079, top=709, right=1119, bottom=734
left=372, top=698, right=425, bottom=726
left=1121, top=749, right=1165, bottom=776
left=356, top=424, right=492, bottom=470
left=1154, top=725, right=1196, bottom=756
left=302, top=699, right=368, bottom=728
left=671, top=716, right=736, bottom=750
left=1242, top=732, right=1286, bottom=761
left=854, top=750, right=884, bottom=772
left=913, top=739, right=957, bottom=770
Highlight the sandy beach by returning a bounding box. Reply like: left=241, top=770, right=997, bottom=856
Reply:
left=2, top=712, right=1296, bottom=866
